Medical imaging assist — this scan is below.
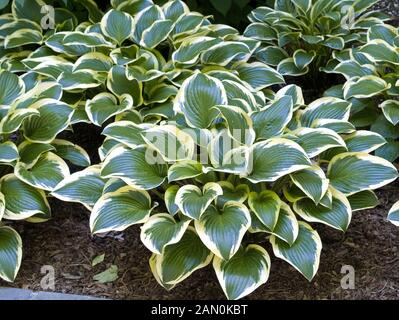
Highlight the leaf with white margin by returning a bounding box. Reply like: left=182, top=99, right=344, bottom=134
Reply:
left=195, top=202, right=251, bottom=260
left=293, top=49, right=315, bottom=69
left=0, top=142, right=19, bottom=163
left=245, top=138, right=311, bottom=183
left=101, top=9, right=134, bottom=45
left=22, top=98, right=74, bottom=143
left=102, top=121, right=147, bottom=149
left=165, top=185, right=180, bottom=215
left=107, top=65, right=142, bottom=104
left=250, top=95, right=293, bottom=140
left=168, top=160, right=202, bottom=182
left=255, top=46, right=288, bottom=66
left=0, top=226, right=22, bottom=282
left=294, top=187, right=351, bottom=231
left=0, top=109, right=39, bottom=134
left=344, top=130, right=386, bottom=153
left=216, top=181, right=249, bottom=208
left=86, top=93, right=133, bottom=126
left=248, top=190, right=281, bottom=231
left=214, top=105, right=255, bottom=146
left=343, top=75, right=390, bottom=99
left=213, top=244, right=270, bottom=300
left=291, top=127, right=346, bottom=158
left=0, top=192, right=4, bottom=221
left=201, top=42, right=251, bottom=66
left=347, top=190, right=379, bottom=212
left=290, top=165, right=329, bottom=204
left=101, top=145, right=168, bottom=190
left=90, top=186, right=153, bottom=234
left=236, top=62, right=285, bottom=90
left=333, top=60, right=376, bottom=80
left=141, top=19, right=174, bottom=48
left=73, top=52, right=113, bottom=72
left=57, top=70, right=105, bottom=91
left=328, top=152, right=398, bottom=195
left=367, top=23, right=398, bottom=45
left=388, top=201, right=399, bottom=227
left=0, top=174, right=50, bottom=220
left=13, top=81, right=62, bottom=110
left=360, top=39, right=399, bottom=65
left=17, top=141, right=55, bottom=166
left=51, top=166, right=106, bottom=208
left=162, top=0, right=189, bottom=20
left=275, top=84, right=304, bottom=108
left=174, top=71, right=227, bottom=129
left=51, top=139, right=91, bottom=167
left=4, top=28, right=42, bottom=48
left=243, top=22, right=277, bottom=41
left=277, top=58, right=309, bottom=76
left=141, top=125, right=195, bottom=161
left=175, top=182, right=223, bottom=220
left=0, top=70, right=25, bottom=106
left=311, top=119, right=356, bottom=134
left=271, top=222, right=321, bottom=281
left=172, top=37, right=221, bottom=66
left=380, top=100, right=399, bottom=126
left=15, top=152, right=69, bottom=192
left=271, top=202, right=299, bottom=245
left=150, top=227, right=213, bottom=286
left=132, top=5, right=164, bottom=44
left=300, top=97, right=351, bottom=127
left=141, top=213, right=191, bottom=255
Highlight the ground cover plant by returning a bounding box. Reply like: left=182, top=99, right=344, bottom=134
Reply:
left=0, top=0, right=399, bottom=300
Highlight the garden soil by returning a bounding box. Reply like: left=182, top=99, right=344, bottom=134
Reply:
left=1, top=0, right=399, bottom=300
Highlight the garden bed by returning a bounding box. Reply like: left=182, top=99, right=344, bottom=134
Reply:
left=1, top=181, right=399, bottom=300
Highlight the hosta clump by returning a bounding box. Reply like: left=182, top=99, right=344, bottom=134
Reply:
left=58, top=70, right=398, bottom=299
left=245, top=0, right=389, bottom=87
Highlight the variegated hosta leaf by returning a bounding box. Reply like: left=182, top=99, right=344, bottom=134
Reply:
left=174, top=71, right=227, bottom=129
left=172, top=37, right=221, bottom=66
left=347, top=190, right=379, bottom=212
left=246, top=138, right=311, bottom=183
left=132, top=5, right=163, bottom=44
left=142, top=125, right=195, bottom=161
left=22, top=98, right=74, bottom=143
left=213, top=244, right=271, bottom=300
left=51, top=139, right=91, bottom=167
left=293, top=187, right=351, bottom=231
left=368, top=23, right=398, bottom=45
left=15, top=152, right=70, bottom=192
left=311, top=119, right=356, bottom=134
left=0, top=174, right=50, bottom=220
left=271, top=202, right=299, bottom=245
left=150, top=227, right=213, bottom=286
left=216, top=181, right=249, bottom=208
left=235, top=62, right=285, bottom=91
left=275, top=84, right=304, bottom=108
left=0, top=70, right=25, bottom=106
left=107, top=65, right=143, bottom=103
left=86, top=93, right=134, bottom=126
left=102, top=121, right=147, bottom=149
left=291, top=165, right=329, bottom=204
left=73, top=52, right=114, bottom=73
left=0, top=109, right=40, bottom=134
left=175, top=182, right=223, bottom=220
left=90, top=186, right=154, bottom=234
left=0, top=226, right=22, bottom=282
left=17, top=141, right=55, bottom=166
left=388, top=201, right=399, bottom=227
left=248, top=190, right=281, bottom=231
left=250, top=95, right=293, bottom=140
left=343, top=75, right=390, bottom=99
left=167, top=160, right=202, bottom=182
left=51, top=166, right=106, bottom=208
left=380, top=100, right=399, bottom=126
left=293, top=49, right=315, bottom=69
left=141, top=213, right=191, bottom=255
left=195, top=202, right=251, bottom=260
left=344, top=130, right=386, bottom=153
left=0, top=142, right=19, bottom=163
left=141, top=19, right=174, bottom=49
left=255, top=46, right=288, bottom=66
left=277, top=58, right=309, bottom=76
left=360, top=39, right=399, bottom=65
left=328, top=152, right=398, bottom=195
left=4, top=29, right=42, bottom=49
left=292, top=127, right=346, bottom=158
left=271, top=222, right=322, bottom=281
left=165, top=185, right=179, bottom=215
left=102, top=145, right=168, bottom=190
left=101, top=9, right=134, bottom=45
left=201, top=42, right=251, bottom=66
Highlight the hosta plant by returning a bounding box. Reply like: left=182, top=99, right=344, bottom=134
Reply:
left=54, top=70, right=398, bottom=299
left=245, top=0, right=389, bottom=88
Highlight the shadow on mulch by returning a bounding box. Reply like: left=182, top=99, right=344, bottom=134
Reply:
left=2, top=182, right=399, bottom=300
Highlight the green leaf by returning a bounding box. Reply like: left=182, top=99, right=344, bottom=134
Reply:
left=0, top=142, right=19, bottom=163
left=11, top=0, right=46, bottom=24
left=107, top=65, right=142, bottom=103
left=277, top=58, right=309, bottom=76
left=293, top=49, right=315, bottom=70
left=141, top=19, right=174, bottom=48
left=360, top=39, right=399, bottom=65
left=248, top=190, right=281, bottom=231
left=168, top=160, right=203, bottom=182
left=271, top=202, right=299, bottom=245
left=172, top=37, right=221, bottom=66
left=243, top=22, right=277, bottom=41
left=216, top=181, right=249, bottom=208
left=0, top=174, right=50, bottom=220
left=73, top=52, right=114, bottom=72
left=52, top=139, right=91, bottom=167
left=52, top=166, right=106, bottom=208
left=246, top=138, right=311, bottom=183
left=174, top=71, right=227, bottom=129
left=368, top=24, right=398, bottom=45
left=101, top=9, right=134, bottom=45
left=141, top=213, right=191, bottom=255
left=90, top=186, right=153, bottom=234
left=175, top=182, right=223, bottom=220
left=343, top=75, right=389, bottom=99
left=388, top=201, right=399, bottom=227
left=165, top=185, right=180, bottom=215
left=333, top=60, right=376, bottom=79
left=0, top=226, right=22, bottom=282
left=0, top=70, right=25, bottom=106
left=0, top=109, right=40, bottom=134
left=380, top=100, right=399, bottom=126
left=4, top=29, right=42, bottom=49
left=213, top=244, right=270, bottom=300
left=195, top=202, right=251, bottom=260
left=236, top=62, right=285, bottom=90
left=92, top=254, right=105, bottom=267
left=101, top=145, right=168, bottom=190
left=347, top=190, right=379, bottom=212
left=102, top=121, right=146, bottom=149
left=132, top=5, right=163, bottom=44
left=93, top=265, right=118, bottom=283
left=271, top=222, right=322, bottom=281
left=344, top=130, right=386, bottom=153
left=150, top=227, right=213, bottom=285
left=201, top=42, right=251, bottom=66
left=328, top=152, right=398, bottom=195
left=323, top=36, right=344, bottom=50
left=255, top=46, right=288, bottom=66
left=210, top=0, right=232, bottom=16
